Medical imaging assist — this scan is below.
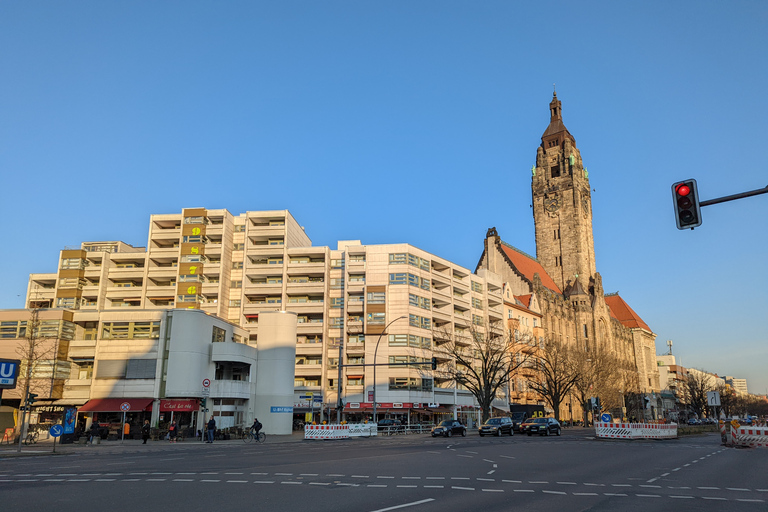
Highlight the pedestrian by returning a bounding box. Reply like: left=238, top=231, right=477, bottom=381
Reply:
left=206, top=416, right=216, bottom=443
left=89, top=421, right=100, bottom=445
left=169, top=420, right=178, bottom=443
left=141, top=420, right=151, bottom=444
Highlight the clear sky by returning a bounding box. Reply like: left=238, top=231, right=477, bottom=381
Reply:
left=1, top=2, right=766, bottom=394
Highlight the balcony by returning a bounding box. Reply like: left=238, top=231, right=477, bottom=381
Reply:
left=209, top=379, right=254, bottom=400
left=211, top=342, right=258, bottom=365
left=68, top=339, right=97, bottom=358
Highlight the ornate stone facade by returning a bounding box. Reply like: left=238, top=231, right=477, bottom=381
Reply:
left=477, top=93, right=661, bottom=418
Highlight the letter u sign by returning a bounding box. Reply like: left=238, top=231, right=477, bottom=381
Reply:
left=0, top=359, right=21, bottom=388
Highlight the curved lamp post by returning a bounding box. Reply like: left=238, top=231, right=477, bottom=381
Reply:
left=372, top=315, right=407, bottom=424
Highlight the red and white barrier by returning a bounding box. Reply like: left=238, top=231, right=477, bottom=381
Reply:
left=304, top=424, right=350, bottom=440
left=731, top=425, right=768, bottom=448
left=595, top=422, right=677, bottom=440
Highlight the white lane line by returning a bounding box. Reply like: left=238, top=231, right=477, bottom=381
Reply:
left=147, top=479, right=166, bottom=482
left=176, top=472, right=196, bottom=475
left=646, top=478, right=659, bottom=483
left=452, top=486, right=474, bottom=491
left=151, top=472, right=173, bottom=475
left=273, top=473, right=291, bottom=476
left=737, top=499, right=766, bottom=503
left=368, top=484, right=388, bottom=488
left=426, top=477, right=444, bottom=480
left=636, top=494, right=661, bottom=498
left=309, top=482, right=330, bottom=486
left=668, top=486, right=691, bottom=489
left=424, top=485, right=444, bottom=489
left=502, top=480, right=522, bottom=483
left=397, top=485, right=417, bottom=488
left=451, top=477, right=470, bottom=480
left=281, top=482, right=302, bottom=485
left=367, top=498, right=435, bottom=512
left=35, top=474, right=53, bottom=476
left=173, top=479, right=194, bottom=482
left=702, top=497, right=727, bottom=501
left=757, top=489, right=768, bottom=492
left=477, top=478, right=495, bottom=482
left=611, top=484, right=631, bottom=487
left=352, top=475, right=369, bottom=478
left=482, top=459, right=495, bottom=463
left=683, top=464, right=690, bottom=467
left=457, top=455, right=472, bottom=458
left=660, top=473, right=670, bottom=477
left=68, top=479, right=91, bottom=482
left=44, top=479, right=65, bottom=482
left=513, top=489, right=534, bottom=493
left=378, top=476, right=395, bottom=479
left=529, top=481, right=549, bottom=484
left=202, top=479, right=221, bottom=483
left=487, top=470, right=495, bottom=475
left=557, top=482, right=577, bottom=485
left=499, top=455, right=515, bottom=459
left=300, top=473, right=318, bottom=476
left=584, top=483, right=605, bottom=487
left=670, top=496, right=695, bottom=499
left=95, top=479, right=116, bottom=482
left=727, top=488, right=750, bottom=491
left=402, top=477, right=421, bottom=480
left=482, top=489, right=503, bottom=492
left=327, top=474, right=345, bottom=477
left=639, top=485, right=661, bottom=488
left=337, top=483, right=359, bottom=487
left=573, top=492, right=598, bottom=496
left=122, top=479, right=141, bottom=482
left=604, top=493, right=627, bottom=497
left=543, top=490, right=566, bottom=495
left=672, top=468, right=681, bottom=472
left=201, top=472, right=219, bottom=475
left=466, top=451, right=478, bottom=454
left=698, top=486, right=720, bottom=490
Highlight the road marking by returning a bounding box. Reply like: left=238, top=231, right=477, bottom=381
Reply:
left=300, top=473, right=318, bottom=476
left=487, top=470, right=496, bottom=475
left=698, top=486, right=720, bottom=490
left=646, top=478, right=659, bottom=483
left=513, top=489, right=534, bottom=493
left=158, top=457, right=184, bottom=461
left=327, top=474, right=345, bottom=477
left=502, top=480, right=522, bottom=483
left=573, top=493, right=598, bottom=496
left=378, top=476, right=395, bottom=479
left=668, top=486, right=690, bottom=489
left=281, top=481, right=302, bottom=485
left=482, top=459, right=494, bottom=463
left=44, top=479, right=65, bottom=482
left=201, top=472, right=218, bottom=475
left=670, top=495, right=695, bottom=499
left=424, top=485, right=444, bottom=489
left=499, top=455, right=515, bottom=459
left=529, top=481, right=549, bottom=484
left=176, top=472, right=196, bottom=475
left=201, top=479, right=222, bottom=483
left=273, top=472, right=291, bottom=476
left=683, top=464, right=690, bottom=467
left=543, top=490, right=566, bottom=495
left=425, top=477, right=444, bottom=480
left=636, top=494, right=661, bottom=498
left=611, top=484, right=631, bottom=487
left=639, top=485, right=660, bottom=488
left=367, top=498, right=435, bottom=512
left=702, top=497, right=727, bottom=501
left=337, top=483, right=359, bottom=487
left=452, top=486, right=474, bottom=491
left=122, top=479, right=141, bottom=482
left=451, top=477, right=470, bottom=480
left=367, top=484, right=388, bottom=488
left=95, top=478, right=116, bottom=482
left=309, top=482, right=330, bottom=486
left=147, top=479, right=166, bottom=482
left=151, top=472, right=172, bottom=475
left=584, top=483, right=605, bottom=486
left=352, top=475, right=369, bottom=478
left=68, top=479, right=91, bottom=482
left=482, top=489, right=503, bottom=492
left=173, top=479, right=194, bottom=482
left=477, top=478, right=494, bottom=482
left=557, top=482, right=577, bottom=485
left=737, top=499, right=766, bottom=503
left=603, top=493, right=627, bottom=497
left=660, top=473, right=670, bottom=476
left=727, top=488, right=750, bottom=491
left=466, top=451, right=478, bottom=454
left=457, top=455, right=472, bottom=458
left=397, top=485, right=417, bottom=488
left=672, top=468, right=681, bottom=472
left=402, top=476, right=421, bottom=480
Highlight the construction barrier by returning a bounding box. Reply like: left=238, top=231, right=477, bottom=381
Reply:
left=730, top=424, right=768, bottom=448
left=304, top=424, right=350, bottom=440
left=347, top=423, right=377, bottom=437
left=595, top=422, right=677, bottom=440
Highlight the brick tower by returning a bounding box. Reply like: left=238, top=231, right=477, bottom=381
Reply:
left=531, top=92, right=596, bottom=294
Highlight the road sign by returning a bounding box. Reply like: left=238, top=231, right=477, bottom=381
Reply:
left=49, top=424, right=63, bottom=438
left=0, top=359, right=21, bottom=389
left=202, top=378, right=211, bottom=388
left=707, top=391, right=721, bottom=406
left=202, top=387, right=210, bottom=397
left=299, top=394, right=313, bottom=399
left=120, top=402, right=131, bottom=412
left=601, top=413, right=612, bottom=422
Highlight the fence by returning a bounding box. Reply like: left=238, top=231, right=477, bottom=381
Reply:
left=595, top=422, right=677, bottom=440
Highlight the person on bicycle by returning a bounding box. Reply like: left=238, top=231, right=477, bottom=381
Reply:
left=250, top=418, right=262, bottom=436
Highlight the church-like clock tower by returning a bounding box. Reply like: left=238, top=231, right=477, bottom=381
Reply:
left=531, top=92, right=596, bottom=293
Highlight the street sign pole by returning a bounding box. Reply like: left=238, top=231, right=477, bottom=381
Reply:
left=121, top=411, right=126, bottom=443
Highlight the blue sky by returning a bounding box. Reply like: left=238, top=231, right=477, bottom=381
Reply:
left=1, top=2, right=766, bottom=394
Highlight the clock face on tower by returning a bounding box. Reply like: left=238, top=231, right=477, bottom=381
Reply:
left=544, top=196, right=560, bottom=213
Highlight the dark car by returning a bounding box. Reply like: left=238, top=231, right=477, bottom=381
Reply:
left=479, top=417, right=514, bottom=437
left=377, top=419, right=403, bottom=432
left=431, top=419, right=467, bottom=438
left=521, top=417, right=561, bottom=436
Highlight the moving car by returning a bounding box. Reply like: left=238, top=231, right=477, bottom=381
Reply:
left=521, top=417, right=561, bottom=436
left=431, top=419, right=467, bottom=437
left=479, top=417, right=514, bottom=437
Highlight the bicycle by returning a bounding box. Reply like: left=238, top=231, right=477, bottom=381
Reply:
left=24, top=430, right=39, bottom=445
left=242, top=430, right=266, bottom=443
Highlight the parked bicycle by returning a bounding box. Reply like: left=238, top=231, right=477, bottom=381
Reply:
left=23, top=430, right=39, bottom=445
left=242, top=431, right=266, bottom=444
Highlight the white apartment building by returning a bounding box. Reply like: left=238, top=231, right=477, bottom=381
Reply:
left=25, top=208, right=530, bottom=425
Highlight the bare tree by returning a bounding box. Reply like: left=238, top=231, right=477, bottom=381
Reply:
left=683, top=370, right=716, bottom=418
left=15, top=308, right=56, bottom=439
left=431, top=325, right=532, bottom=424
left=525, top=336, right=579, bottom=422
left=571, top=346, right=627, bottom=423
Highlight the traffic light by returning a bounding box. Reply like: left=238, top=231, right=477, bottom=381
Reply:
left=672, top=179, right=702, bottom=230
left=431, top=357, right=437, bottom=370
left=27, top=392, right=38, bottom=405
left=201, top=398, right=206, bottom=408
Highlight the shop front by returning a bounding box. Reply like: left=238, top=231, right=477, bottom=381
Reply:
left=158, top=399, right=199, bottom=438
left=343, top=402, right=439, bottom=426
left=78, top=398, right=153, bottom=440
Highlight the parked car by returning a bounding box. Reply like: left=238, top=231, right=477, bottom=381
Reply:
left=521, top=417, right=561, bottom=436
left=431, top=419, right=467, bottom=438
left=377, top=419, right=403, bottom=431
left=479, top=417, right=514, bottom=437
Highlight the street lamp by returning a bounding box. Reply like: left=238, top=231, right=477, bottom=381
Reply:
left=372, top=315, right=407, bottom=425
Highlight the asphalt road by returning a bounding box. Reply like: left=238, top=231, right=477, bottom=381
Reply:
left=1, top=430, right=765, bottom=512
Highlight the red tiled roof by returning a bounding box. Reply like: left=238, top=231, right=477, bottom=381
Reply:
left=500, top=244, right=562, bottom=294
left=515, top=294, right=532, bottom=308
left=604, top=294, right=652, bottom=332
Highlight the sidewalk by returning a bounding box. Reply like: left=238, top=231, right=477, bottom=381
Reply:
left=0, top=430, right=309, bottom=458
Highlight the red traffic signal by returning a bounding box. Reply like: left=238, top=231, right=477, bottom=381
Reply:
left=672, top=179, right=702, bottom=229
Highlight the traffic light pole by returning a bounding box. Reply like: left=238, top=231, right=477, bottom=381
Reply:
left=699, top=184, right=768, bottom=207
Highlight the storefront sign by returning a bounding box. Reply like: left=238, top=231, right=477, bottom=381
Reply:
left=270, top=406, right=293, bottom=413
left=160, top=399, right=198, bottom=411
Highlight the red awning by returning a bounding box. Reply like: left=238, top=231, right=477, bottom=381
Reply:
left=159, top=399, right=199, bottom=412
left=79, top=398, right=154, bottom=412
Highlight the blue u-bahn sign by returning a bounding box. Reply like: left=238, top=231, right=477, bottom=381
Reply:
left=0, top=359, right=21, bottom=389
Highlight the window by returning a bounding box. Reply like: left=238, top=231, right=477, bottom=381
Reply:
left=269, top=219, right=285, bottom=226
left=330, top=278, right=344, bottom=289
left=267, top=257, right=283, bottom=265
left=348, top=334, right=365, bottom=345
left=388, top=377, right=432, bottom=392
left=183, top=235, right=202, bottom=243
left=61, top=258, right=85, bottom=270
left=267, top=276, right=282, bottom=284
left=234, top=225, right=245, bottom=232
left=349, top=254, right=365, bottom=262
left=229, top=300, right=241, bottom=307
left=181, top=255, right=202, bottom=263
left=184, top=216, right=204, bottom=224
left=330, top=297, right=344, bottom=308
left=268, top=239, right=284, bottom=246
left=289, top=256, right=309, bottom=264
left=471, top=281, right=483, bottom=293
left=177, top=295, right=199, bottom=302
left=389, top=253, right=407, bottom=265
left=472, top=314, right=484, bottom=326
left=367, top=292, right=385, bottom=304
left=551, top=165, right=560, bottom=178
left=233, top=243, right=244, bottom=251
left=102, top=322, right=161, bottom=339
left=471, top=297, right=483, bottom=309
left=367, top=312, right=385, bottom=325
left=583, top=324, right=588, bottom=338
left=179, top=275, right=200, bottom=282
left=56, top=297, right=77, bottom=309
left=347, top=377, right=364, bottom=386
left=330, top=259, right=345, bottom=269
left=330, top=318, right=344, bottom=328
left=409, top=294, right=431, bottom=310
left=231, top=280, right=242, bottom=288
left=389, top=273, right=407, bottom=285
left=266, top=296, right=281, bottom=304
left=289, top=296, right=308, bottom=303
left=409, top=314, right=431, bottom=330
left=348, top=274, right=365, bottom=283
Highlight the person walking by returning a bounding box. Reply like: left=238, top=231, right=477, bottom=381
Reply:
left=89, top=421, right=100, bottom=445
left=206, top=416, right=216, bottom=443
left=168, top=420, right=178, bottom=443
left=141, top=420, right=151, bottom=444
